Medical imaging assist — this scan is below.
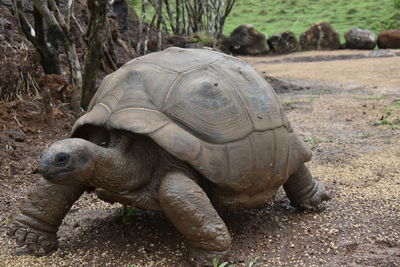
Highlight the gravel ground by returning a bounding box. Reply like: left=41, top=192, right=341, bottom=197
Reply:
left=0, top=50, right=399, bottom=266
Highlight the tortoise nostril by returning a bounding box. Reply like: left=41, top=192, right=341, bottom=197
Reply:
left=55, top=153, right=70, bottom=165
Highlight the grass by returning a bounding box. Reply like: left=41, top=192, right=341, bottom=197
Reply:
left=374, top=99, right=400, bottom=130
left=305, top=88, right=333, bottom=95
left=354, top=94, right=388, bottom=100
left=357, top=132, right=374, bottom=139
left=212, top=257, right=258, bottom=267
left=304, top=136, right=329, bottom=150
left=128, top=0, right=399, bottom=42
left=113, top=205, right=137, bottom=227
left=281, top=99, right=304, bottom=108
left=225, top=0, right=400, bottom=40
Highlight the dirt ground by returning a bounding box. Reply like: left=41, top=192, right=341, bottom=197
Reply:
left=0, top=50, right=399, bottom=267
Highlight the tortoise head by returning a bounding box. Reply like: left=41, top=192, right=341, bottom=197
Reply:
left=38, top=138, right=97, bottom=186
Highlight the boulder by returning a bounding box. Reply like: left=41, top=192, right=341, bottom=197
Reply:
left=166, top=35, right=187, bottom=48
left=377, top=29, right=400, bottom=49
left=300, top=22, right=340, bottom=51
left=216, top=35, right=231, bottom=54
left=268, top=31, right=299, bottom=54
left=228, top=24, right=269, bottom=55
left=344, top=28, right=376, bottom=49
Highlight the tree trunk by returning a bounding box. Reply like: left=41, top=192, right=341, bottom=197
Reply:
left=13, top=1, right=61, bottom=74
left=33, top=6, right=61, bottom=74
left=81, top=0, right=107, bottom=109
left=156, top=0, right=162, bottom=51
left=33, top=0, right=83, bottom=113
left=137, top=0, right=148, bottom=54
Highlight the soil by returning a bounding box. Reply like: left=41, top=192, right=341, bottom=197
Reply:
left=1, top=50, right=399, bottom=267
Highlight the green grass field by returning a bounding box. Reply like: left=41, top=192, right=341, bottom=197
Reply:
left=225, top=0, right=400, bottom=40
left=129, top=0, right=400, bottom=41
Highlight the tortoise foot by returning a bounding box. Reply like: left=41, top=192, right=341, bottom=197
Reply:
left=284, top=164, right=331, bottom=210
left=292, top=180, right=331, bottom=210
left=8, top=221, right=58, bottom=256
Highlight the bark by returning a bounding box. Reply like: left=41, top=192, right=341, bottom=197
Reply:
left=143, top=13, right=157, bottom=55
left=161, top=0, right=235, bottom=38
left=137, top=0, right=148, bottom=54
left=81, top=0, right=107, bottom=109
left=41, top=86, right=53, bottom=124
left=218, top=0, right=236, bottom=37
left=12, top=0, right=61, bottom=74
left=156, top=0, right=163, bottom=51
left=33, top=0, right=82, bottom=113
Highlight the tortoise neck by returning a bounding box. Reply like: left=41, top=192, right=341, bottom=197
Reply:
left=91, top=135, right=160, bottom=193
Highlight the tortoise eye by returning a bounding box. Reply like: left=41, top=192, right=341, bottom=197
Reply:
left=55, top=153, right=70, bottom=165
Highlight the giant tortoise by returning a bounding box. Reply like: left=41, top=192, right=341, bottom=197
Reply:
left=9, top=47, right=330, bottom=265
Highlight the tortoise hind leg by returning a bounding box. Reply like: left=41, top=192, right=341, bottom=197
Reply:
left=159, top=171, right=231, bottom=265
left=283, top=164, right=331, bottom=209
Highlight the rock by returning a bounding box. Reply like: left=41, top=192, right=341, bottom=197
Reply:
left=268, top=31, right=299, bottom=54
left=215, top=35, right=231, bottom=54
left=166, top=35, right=187, bottom=48
left=368, top=49, right=397, bottom=58
left=300, top=22, right=341, bottom=51
left=228, top=24, right=269, bottom=55
left=14, top=247, right=30, bottom=256
left=9, top=128, right=26, bottom=142
left=344, top=27, right=377, bottom=49
left=377, top=29, right=400, bottom=49
left=185, top=42, right=203, bottom=49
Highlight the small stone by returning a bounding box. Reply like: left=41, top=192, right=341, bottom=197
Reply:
left=9, top=128, right=26, bottom=142
left=15, top=247, right=30, bottom=256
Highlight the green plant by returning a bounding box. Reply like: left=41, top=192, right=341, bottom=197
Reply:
left=121, top=205, right=137, bottom=225
left=213, top=258, right=231, bottom=267
left=355, top=94, right=388, bottom=101
left=186, top=33, right=215, bottom=46
left=248, top=257, right=258, bottom=267
left=375, top=117, right=399, bottom=130
left=375, top=99, right=400, bottom=130
left=378, top=118, right=390, bottom=125
left=357, top=132, right=374, bottom=139
left=386, top=99, right=400, bottom=115
left=305, top=136, right=328, bottom=150
left=211, top=257, right=259, bottom=267
left=281, top=99, right=303, bottom=108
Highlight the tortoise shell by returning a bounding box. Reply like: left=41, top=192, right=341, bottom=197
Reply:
left=72, top=48, right=311, bottom=207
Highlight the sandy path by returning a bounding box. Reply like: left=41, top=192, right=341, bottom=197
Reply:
left=241, top=50, right=400, bottom=89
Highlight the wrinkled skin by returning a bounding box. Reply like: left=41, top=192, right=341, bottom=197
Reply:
left=9, top=130, right=330, bottom=266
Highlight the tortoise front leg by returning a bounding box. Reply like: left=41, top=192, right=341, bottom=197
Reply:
left=283, top=164, right=331, bottom=209
left=8, top=178, right=85, bottom=255
left=159, top=172, right=231, bottom=265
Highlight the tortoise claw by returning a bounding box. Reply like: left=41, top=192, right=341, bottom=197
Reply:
left=294, top=181, right=331, bottom=210
left=8, top=221, right=58, bottom=256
